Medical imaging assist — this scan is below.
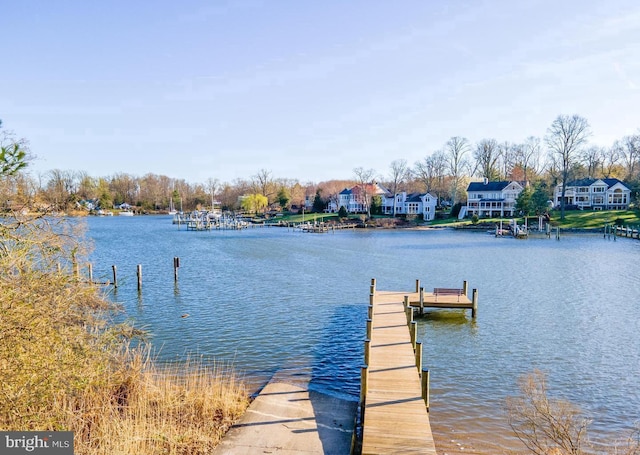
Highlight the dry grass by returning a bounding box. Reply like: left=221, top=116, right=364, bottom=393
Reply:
left=0, top=213, right=249, bottom=454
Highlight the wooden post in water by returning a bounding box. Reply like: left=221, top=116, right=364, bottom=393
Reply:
left=403, top=295, right=409, bottom=312
left=370, top=278, right=376, bottom=292
left=87, top=263, right=93, bottom=284
left=419, top=287, right=424, bottom=315
left=367, top=305, right=373, bottom=321
left=112, top=265, right=118, bottom=288
left=463, top=280, right=468, bottom=296
left=421, top=368, right=430, bottom=411
left=369, top=292, right=374, bottom=306
left=415, top=279, right=420, bottom=293
left=415, top=341, right=422, bottom=373
left=472, top=288, right=478, bottom=318
left=366, top=319, right=372, bottom=339
left=173, top=257, right=180, bottom=281
left=137, top=264, right=142, bottom=291
left=556, top=226, right=560, bottom=240
left=410, top=321, right=417, bottom=351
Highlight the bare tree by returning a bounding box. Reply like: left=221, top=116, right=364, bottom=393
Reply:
left=545, top=115, right=591, bottom=219
left=497, top=141, right=517, bottom=180
left=618, top=134, right=640, bottom=180
left=388, top=159, right=410, bottom=216
left=206, top=177, right=220, bottom=210
left=473, top=138, right=500, bottom=180
left=581, top=146, right=602, bottom=179
left=518, top=136, right=542, bottom=184
left=414, top=151, right=448, bottom=203
left=444, top=137, right=470, bottom=206
left=599, top=145, right=621, bottom=178
left=507, top=370, right=591, bottom=455
left=352, top=167, right=377, bottom=218
left=251, top=169, right=275, bottom=202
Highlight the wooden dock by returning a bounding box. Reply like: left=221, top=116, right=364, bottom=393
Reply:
left=406, top=279, right=478, bottom=318
left=360, top=280, right=437, bottom=454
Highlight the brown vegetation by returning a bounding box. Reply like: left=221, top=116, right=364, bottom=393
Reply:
left=507, top=370, right=640, bottom=455
left=0, top=213, right=249, bottom=454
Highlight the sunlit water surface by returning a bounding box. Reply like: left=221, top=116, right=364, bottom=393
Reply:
left=84, top=216, right=640, bottom=454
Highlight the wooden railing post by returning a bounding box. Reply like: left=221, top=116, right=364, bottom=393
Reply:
left=415, top=341, right=422, bottom=373
left=364, top=339, right=371, bottom=366
left=360, top=365, right=369, bottom=425
left=112, top=265, right=118, bottom=288
left=421, top=368, right=430, bottom=411
left=410, top=321, right=417, bottom=351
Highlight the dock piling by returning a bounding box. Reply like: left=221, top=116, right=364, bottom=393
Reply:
left=173, top=257, right=180, bottom=281
left=87, top=263, right=93, bottom=284
left=472, top=288, right=478, bottom=318
left=112, top=265, right=118, bottom=288
left=421, top=368, right=430, bottom=411
left=137, top=264, right=142, bottom=291
left=366, top=318, right=372, bottom=339
left=415, top=341, right=422, bottom=373
left=410, top=321, right=417, bottom=351
left=364, top=339, right=371, bottom=366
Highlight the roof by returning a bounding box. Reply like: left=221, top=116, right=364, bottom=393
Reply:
left=565, top=178, right=627, bottom=188
left=467, top=181, right=511, bottom=192
left=339, top=188, right=352, bottom=195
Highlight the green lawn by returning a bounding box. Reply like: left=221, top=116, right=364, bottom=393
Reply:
left=262, top=209, right=640, bottom=230
left=546, top=209, right=640, bottom=229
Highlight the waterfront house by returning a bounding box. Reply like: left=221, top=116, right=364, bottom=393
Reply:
left=381, top=192, right=438, bottom=221
left=332, top=183, right=391, bottom=213
left=553, top=178, right=631, bottom=210
left=465, top=180, right=524, bottom=218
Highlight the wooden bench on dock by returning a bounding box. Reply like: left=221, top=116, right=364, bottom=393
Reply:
left=433, top=287, right=464, bottom=302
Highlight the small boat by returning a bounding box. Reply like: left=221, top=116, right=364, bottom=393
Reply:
left=119, top=210, right=134, bottom=216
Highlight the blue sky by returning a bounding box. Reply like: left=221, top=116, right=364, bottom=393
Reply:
left=2, top=0, right=639, bottom=183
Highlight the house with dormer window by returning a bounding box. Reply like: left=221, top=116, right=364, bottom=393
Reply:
left=553, top=178, right=630, bottom=210
left=465, top=180, right=524, bottom=218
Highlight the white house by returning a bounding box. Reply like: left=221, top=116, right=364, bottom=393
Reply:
left=465, top=180, right=524, bottom=218
left=381, top=192, right=438, bottom=221
left=553, top=178, right=631, bottom=210
left=331, top=183, right=390, bottom=213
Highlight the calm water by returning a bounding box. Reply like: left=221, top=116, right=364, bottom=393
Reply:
left=84, top=216, right=640, bottom=454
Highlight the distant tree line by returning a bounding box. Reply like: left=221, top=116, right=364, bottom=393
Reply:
left=1, top=115, right=639, bottom=214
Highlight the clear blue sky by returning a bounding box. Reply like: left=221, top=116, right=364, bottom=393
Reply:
left=2, top=0, right=639, bottom=184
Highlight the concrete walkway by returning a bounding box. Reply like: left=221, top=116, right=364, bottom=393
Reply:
left=212, top=379, right=357, bottom=454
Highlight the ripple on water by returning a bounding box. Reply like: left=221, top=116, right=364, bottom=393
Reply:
left=86, top=219, right=640, bottom=454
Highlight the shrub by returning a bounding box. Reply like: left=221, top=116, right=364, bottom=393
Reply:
left=471, top=214, right=479, bottom=224
left=0, top=214, right=248, bottom=454
left=338, top=206, right=348, bottom=218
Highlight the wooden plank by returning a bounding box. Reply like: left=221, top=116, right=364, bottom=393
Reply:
left=361, top=289, right=437, bottom=455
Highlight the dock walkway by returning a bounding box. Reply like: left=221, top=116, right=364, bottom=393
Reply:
left=361, top=284, right=437, bottom=454
left=212, top=375, right=356, bottom=455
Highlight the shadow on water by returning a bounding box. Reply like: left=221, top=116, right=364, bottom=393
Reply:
left=308, top=302, right=364, bottom=454
left=420, top=309, right=471, bottom=325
